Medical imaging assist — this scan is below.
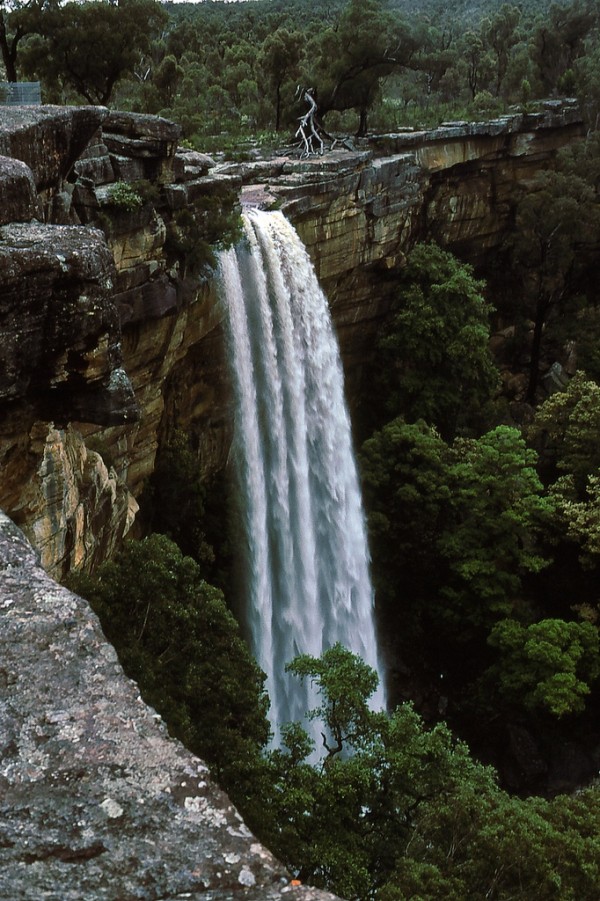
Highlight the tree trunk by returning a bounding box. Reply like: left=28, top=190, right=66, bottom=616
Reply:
left=356, top=107, right=368, bottom=137
left=295, top=89, right=323, bottom=156
left=275, top=81, right=281, bottom=132
left=0, top=15, right=19, bottom=84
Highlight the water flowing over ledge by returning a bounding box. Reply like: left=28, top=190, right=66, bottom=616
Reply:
left=218, top=209, right=386, bottom=747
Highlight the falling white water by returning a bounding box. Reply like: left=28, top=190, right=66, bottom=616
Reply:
left=218, top=209, right=385, bottom=748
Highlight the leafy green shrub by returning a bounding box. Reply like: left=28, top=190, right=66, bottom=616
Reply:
left=487, top=618, right=600, bottom=716
left=254, top=645, right=600, bottom=901
left=165, top=185, right=242, bottom=274
left=105, top=180, right=144, bottom=212
left=376, top=242, right=500, bottom=439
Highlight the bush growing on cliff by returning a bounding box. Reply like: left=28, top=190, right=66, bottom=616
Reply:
left=165, top=186, right=243, bottom=275
left=105, top=181, right=144, bottom=212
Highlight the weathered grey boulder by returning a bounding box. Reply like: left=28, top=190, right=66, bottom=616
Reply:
left=0, top=105, right=108, bottom=192
left=175, top=149, right=217, bottom=181
left=0, top=156, right=39, bottom=224
left=0, top=512, right=340, bottom=901
left=103, top=111, right=181, bottom=183
left=0, top=222, right=138, bottom=425
left=73, top=135, right=115, bottom=186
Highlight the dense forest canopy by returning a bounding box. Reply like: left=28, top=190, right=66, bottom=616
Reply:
left=2, top=0, right=600, bottom=137
left=6, top=0, right=600, bottom=896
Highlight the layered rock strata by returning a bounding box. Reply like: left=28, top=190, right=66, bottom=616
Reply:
left=0, top=100, right=586, bottom=901
left=0, top=102, right=584, bottom=577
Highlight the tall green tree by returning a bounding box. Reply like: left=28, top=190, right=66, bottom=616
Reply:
left=310, top=0, right=417, bottom=135
left=377, top=241, right=499, bottom=439
left=531, top=0, right=596, bottom=94
left=21, top=0, right=167, bottom=104
left=360, top=418, right=451, bottom=644
left=481, top=3, right=521, bottom=96
left=439, top=426, right=553, bottom=634
left=361, top=420, right=553, bottom=690
left=508, top=169, right=600, bottom=402
left=530, top=371, right=600, bottom=492
left=487, top=617, right=600, bottom=717
left=0, top=0, right=51, bottom=82
left=257, top=27, right=303, bottom=130
left=254, top=645, right=600, bottom=901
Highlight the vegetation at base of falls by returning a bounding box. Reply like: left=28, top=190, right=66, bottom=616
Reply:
left=245, top=645, right=600, bottom=900
left=4, top=0, right=600, bottom=140
left=57, top=525, right=600, bottom=901
left=361, top=420, right=555, bottom=644
left=66, top=534, right=271, bottom=790
left=356, top=217, right=600, bottom=796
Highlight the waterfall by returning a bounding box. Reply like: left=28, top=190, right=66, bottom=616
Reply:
left=218, top=209, right=385, bottom=747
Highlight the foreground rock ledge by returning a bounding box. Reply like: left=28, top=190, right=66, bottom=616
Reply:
left=0, top=512, right=339, bottom=901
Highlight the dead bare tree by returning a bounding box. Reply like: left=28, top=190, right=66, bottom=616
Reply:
left=295, top=87, right=324, bottom=158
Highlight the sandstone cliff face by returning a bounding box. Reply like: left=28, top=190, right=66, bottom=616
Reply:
left=264, top=103, right=583, bottom=397
left=0, top=102, right=584, bottom=577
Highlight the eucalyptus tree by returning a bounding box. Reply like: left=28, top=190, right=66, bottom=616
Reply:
left=376, top=242, right=499, bottom=439
left=309, top=0, right=418, bottom=135
left=257, top=27, right=303, bottom=130
left=508, top=168, right=600, bottom=402
left=481, top=3, right=521, bottom=97
left=0, top=0, right=50, bottom=82
left=20, top=0, right=167, bottom=104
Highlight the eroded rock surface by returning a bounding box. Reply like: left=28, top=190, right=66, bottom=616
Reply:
left=0, top=105, right=107, bottom=194
left=0, top=156, right=39, bottom=224
left=0, top=102, right=585, bottom=576
left=0, top=512, right=339, bottom=901
left=0, top=221, right=137, bottom=424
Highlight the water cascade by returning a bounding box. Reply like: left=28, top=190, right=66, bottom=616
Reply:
left=218, top=209, right=385, bottom=746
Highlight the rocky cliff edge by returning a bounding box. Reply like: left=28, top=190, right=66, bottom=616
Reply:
left=0, top=102, right=584, bottom=580
left=0, top=511, right=339, bottom=901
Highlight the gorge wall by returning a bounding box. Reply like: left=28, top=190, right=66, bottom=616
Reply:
left=0, top=102, right=583, bottom=578
left=0, top=102, right=585, bottom=897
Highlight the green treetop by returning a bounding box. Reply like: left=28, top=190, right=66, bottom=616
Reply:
left=377, top=241, right=499, bottom=439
